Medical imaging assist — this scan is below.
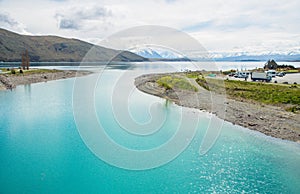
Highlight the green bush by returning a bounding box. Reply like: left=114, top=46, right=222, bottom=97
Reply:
left=157, top=75, right=198, bottom=92
left=196, top=77, right=209, bottom=90
left=185, top=71, right=202, bottom=78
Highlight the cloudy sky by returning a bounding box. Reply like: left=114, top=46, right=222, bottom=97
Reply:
left=1, top=0, right=300, bottom=55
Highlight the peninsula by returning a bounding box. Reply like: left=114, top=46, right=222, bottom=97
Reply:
left=135, top=72, right=300, bottom=142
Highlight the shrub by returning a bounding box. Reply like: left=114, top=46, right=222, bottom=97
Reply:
left=196, top=77, right=209, bottom=90
left=157, top=75, right=198, bottom=92
left=286, top=105, right=300, bottom=113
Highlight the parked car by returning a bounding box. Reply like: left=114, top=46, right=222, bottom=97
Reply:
left=228, top=72, right=236, bottom=77
left=234, top=71, right=250, bottom=78
left=265, top=70, right=276, bottom=77
left=276, top=72, right=285, bottom=77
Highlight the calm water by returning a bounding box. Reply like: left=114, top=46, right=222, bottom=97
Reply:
left=1, top=60, right=300, bottom=71
left=0, top=63, right=300, bottom=193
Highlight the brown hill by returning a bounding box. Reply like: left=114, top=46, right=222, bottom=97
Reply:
left=0, top=28, right=146, bottom=62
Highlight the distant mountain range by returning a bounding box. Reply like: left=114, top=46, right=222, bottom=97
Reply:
left=1, top=28, right=299, bottom=63
left=209, top=52, right=300, bottom=62
left=217, top=55, right=300, bottom=62
left=130, top=47, right=300, bottom=62
left=0, top=28, right=146, bottom=62
left=130, top=47, right=185, bottom=59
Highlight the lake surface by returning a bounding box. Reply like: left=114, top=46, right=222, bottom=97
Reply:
left=0, top=62, right=300, bottom=193
left=1, top=60, right=300, bottom=71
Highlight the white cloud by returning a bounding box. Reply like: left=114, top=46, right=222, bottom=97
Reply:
left=0, top=12, right=29, bottom=34
left=55, top=5, right=113, bottom=30
left=0, top=0, right=299, bottom=55
left=0, top=13, right=18, bottom=26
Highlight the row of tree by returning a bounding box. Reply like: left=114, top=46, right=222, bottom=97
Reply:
left=264, top=59, right=295, bottom=70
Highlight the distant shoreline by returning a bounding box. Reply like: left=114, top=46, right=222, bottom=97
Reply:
left=0, top=69, right=92, bottom=90
left=1, top=60, right=300, bottom=64
left=135, top=73, right=300, bottom=143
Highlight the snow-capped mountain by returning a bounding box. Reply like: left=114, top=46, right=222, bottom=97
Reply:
left=130, top=47, right=184, bottom=59
left=192, top=50, right=300, bottom=61
left=130, top=47, right=300, bottom=61
left=158, top=50, right=183, bottom=59
left=131, top=47, right=161, bottom=59
left=210, top=51, right=300, bottom=61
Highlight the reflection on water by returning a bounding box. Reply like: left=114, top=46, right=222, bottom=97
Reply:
left=24, top=84, right=31, bottom=94
left=165, top=99, right=171, bottom=108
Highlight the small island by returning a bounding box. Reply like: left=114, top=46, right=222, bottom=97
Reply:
left=135, top=70, right=300, bottom=143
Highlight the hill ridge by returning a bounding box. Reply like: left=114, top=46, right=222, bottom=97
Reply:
left=0, top=28, right=146, bottom=62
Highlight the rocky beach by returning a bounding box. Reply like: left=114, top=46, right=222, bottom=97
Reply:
left=135, top=73, right=300, bottom=143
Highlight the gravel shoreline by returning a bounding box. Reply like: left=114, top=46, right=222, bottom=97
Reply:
left=0, top=70, right=92, bottom=90
left=135, top=73, right=300, bottom=143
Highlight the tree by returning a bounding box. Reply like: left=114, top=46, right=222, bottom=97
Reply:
left=264, top=59, right=278, bottom=70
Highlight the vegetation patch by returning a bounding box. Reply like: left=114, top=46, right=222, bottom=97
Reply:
left=185, top=71, right=202, bottom=78
left=196, top=77, right=300, bottom=112
left=0, top=68, right=10, bottom=73
left=21, top=69, right=61, bottom=75
left=196, top=76, right=210, bottom=90
left=286, top=105, right=300, bottom=113
left=283, top=69, right=299, bottom=74
left=157, top=75, right=198, bottom=92
left=1, top=68, right=62, bottom=76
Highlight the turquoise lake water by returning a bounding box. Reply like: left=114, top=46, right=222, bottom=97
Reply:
left=1, top=63, right=300, bottom=193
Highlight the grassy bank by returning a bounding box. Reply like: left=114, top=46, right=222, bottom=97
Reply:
left=283, top=69, right=299, bottom=74
left=0, top=68, right=61, bottom=75
left=157, top=75, right=198, bottom=92
left=196, top=76, right=300, bottom=112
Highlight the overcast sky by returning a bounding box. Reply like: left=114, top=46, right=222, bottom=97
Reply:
left=1, top=0, right=299, bottom=54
